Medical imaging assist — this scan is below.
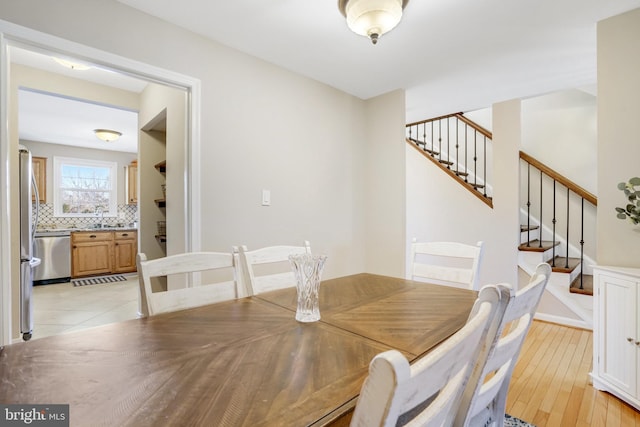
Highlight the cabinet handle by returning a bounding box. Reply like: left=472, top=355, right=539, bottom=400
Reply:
left=636, top=341, right=640, bottom=347
left=627, top=337, right=634, bottom=343
left=122, top=233, right=129, bottom=237
left=90, top=235, right=97, bottom=238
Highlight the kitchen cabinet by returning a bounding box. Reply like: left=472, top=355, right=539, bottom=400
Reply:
left=71, top=230, right=138, bottom=277
left=32, top=156, right=46, bottom=203
left=114, top=230, right=137, bottom=273
left=127, top=160, right=137, bottom=205
left=72, top=231, right=113, bottom=277
left=592, top=265, right=640, bottom=411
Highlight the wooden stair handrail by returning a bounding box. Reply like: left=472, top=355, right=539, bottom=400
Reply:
left=520, top=151, right=597, bottom=206
left=406, top=112, right=493, bottom=140
left=455, top=114, right=492, bottom=139
left=406, top=112, right=462, bottom=127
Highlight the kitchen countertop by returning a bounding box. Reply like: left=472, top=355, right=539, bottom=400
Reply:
left=36, top=227, right=138, bottom=234
left=71, top=227, right=138, bottom=232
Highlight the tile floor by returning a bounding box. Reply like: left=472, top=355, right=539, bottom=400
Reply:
left=31, top=274, right=140, bottom=340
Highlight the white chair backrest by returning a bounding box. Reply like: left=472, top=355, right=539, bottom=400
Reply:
left=454, top=263, right=552, bottom=427
left=410, top=238, right=484, bottom=290
left=350, top=285, right=506, bottom=427
left=238, top=241, right=311, bottom=295
left=137, top=250, right=242, bottom=317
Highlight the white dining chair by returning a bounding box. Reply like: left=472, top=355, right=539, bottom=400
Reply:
left=350, top=284, right=507, bottom=427
left=137, top=249, right=243, bottom=317
left=238, top=241, right=311, bottom=295
left=410, top=238, right=484, bottom=290
left=454, top=263, right=552, bottom=427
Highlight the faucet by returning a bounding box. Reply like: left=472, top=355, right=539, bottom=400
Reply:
left=95, top=207, right=104, bottom=228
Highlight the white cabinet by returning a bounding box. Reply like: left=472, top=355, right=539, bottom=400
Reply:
left=592, top=266, right=640, bottom=411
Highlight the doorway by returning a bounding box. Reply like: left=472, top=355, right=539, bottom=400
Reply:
left=0, top=33, right=201, bottom=345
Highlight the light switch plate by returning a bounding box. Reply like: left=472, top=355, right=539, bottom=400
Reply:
left=262, top=189, right=271, bottom=206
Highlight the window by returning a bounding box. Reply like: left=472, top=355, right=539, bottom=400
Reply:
left=53, top=157, right=118, bottom=217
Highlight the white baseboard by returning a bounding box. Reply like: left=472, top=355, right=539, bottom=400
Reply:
left=534, top=312, right=592, bottom=330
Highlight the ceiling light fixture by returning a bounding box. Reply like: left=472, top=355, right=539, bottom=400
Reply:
left=94, top=129, right=122, bottom=143
left=338, top=0, right=409, bottom=45
left=52, top=57, right=92, bottom=71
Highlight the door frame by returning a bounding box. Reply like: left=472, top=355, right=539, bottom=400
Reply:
left=0, top=19, right=202, bottom=345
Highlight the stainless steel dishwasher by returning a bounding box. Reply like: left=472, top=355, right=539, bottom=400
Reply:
left=33, top=230, right=71, bottom=285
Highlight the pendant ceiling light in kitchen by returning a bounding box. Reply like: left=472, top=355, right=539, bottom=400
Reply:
left=94, top=129, right=122, bottom=142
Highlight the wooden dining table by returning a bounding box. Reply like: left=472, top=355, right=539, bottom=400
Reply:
left=0, top=273, right=478, bottom=427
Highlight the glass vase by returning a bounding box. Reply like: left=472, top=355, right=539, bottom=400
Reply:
left=289, top=253, right=327, bottom=323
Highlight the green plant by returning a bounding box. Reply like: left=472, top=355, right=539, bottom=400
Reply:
left=615, top=177, right=640, bottom=225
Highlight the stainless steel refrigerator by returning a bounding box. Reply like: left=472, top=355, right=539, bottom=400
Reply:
left=18, top=145, right=41, bottom=341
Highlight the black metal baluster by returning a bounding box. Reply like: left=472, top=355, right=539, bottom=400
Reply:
left=464, top=126, right=468, bottom=182
left=438, top=119, right=442, bottom=162
left=539, top=170, right=543, bottom=248
left=446, top=117, right=450, bottom=169
left=579, top=197, right=585, bottom=289
left=565, top=187, right=570, bottom=269
left=526, top=162, right=531, bottom=247
left=431, top=121, right=435, bottom=157
left=483, top=135, right=487, bottom=197
left=473, top=130, right=478, bottom=190
left=455, top=118, right=459, bottom=176
left=552, top=180, right=557, bottom=267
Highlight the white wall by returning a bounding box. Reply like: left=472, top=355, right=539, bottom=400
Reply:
left=364, top=90, right=406, bottom=276
left=198, top=58, right=369, bottom=279
left=597, top=8, right=640, bottom=268
left=522, top=90, right=597, bottom=194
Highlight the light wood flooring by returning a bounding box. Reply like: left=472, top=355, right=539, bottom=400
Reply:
left=507, top=320, right=640, bottom=426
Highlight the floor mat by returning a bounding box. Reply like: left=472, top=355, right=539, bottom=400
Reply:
left=72, top=275, right=127, bottom=287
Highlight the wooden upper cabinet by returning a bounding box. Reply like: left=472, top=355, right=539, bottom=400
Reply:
left=127, top=160, right=138, bottom=205
left=32, top=156, right=46, bottom=203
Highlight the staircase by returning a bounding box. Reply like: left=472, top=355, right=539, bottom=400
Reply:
left=407, top=113, right=596, bottom=330
left=405, top=112, right=493, bottom=208
left=518, top=151, right=596, bottom=329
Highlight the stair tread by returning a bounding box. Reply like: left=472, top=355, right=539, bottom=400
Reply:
left=518, top=240, right=560, bottom=252
left=407, top=138, right=440, bottom=156
left=547, top=255, right=581, bottom=273
left=520, top=225, right=540, bottom=232
left=569, top=274, right=593, bottom=296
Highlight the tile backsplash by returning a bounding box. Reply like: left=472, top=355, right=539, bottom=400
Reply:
left=34, top=203, right=138, bottom=229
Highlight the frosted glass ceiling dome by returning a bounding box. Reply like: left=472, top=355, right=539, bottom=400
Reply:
left=338, top=0, right=409, bottom=44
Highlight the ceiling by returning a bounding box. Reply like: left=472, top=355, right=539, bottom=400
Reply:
left=18, top=88, right=140, bottom=153
left=12, top=0, right=640, bottom=152
left=116, top=0, right=640, bottom=121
